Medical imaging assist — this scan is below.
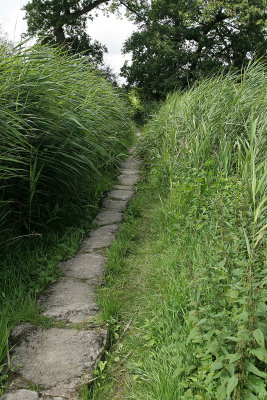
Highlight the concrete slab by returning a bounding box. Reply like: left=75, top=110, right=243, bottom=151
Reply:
left=112, top=185, right=131, bottom=191
left=128, top=145, right=137, bottom=155
left=59, top=253, right=106, bottom=284
left=118, top=174, right=139, bottom=186
left=80, top=224, right=118, bottom=252
left=38, top=279, right=98, bottom=323
left=11, top=328, right=107, bottom=393
left=108, top=189, right=134, bottom=201
left=120, top=168, right=139, bottom=175
left=102, top=198, right=128, bottom=212
left=121, top=158, right=141, bottom=169
left=93, top=210, right=122, bottom=226
left=10, top=323, right=36, bottom=344
left=1, top=390, right=41, bottom=400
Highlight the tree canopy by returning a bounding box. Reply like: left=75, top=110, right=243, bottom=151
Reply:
left=121, top=0, right=267, bottom=98
left=24, top=1, right=266, bottom=95
left=0, top=26, right=13, bottom=55
left=23, top=0, right=146, bottom=64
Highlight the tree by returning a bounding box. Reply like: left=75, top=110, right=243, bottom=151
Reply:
left=121, top=0, right=267, bottom=98
left=0, top=26, right=14, bottom=55
left=23, top=0, right=146, bottom=64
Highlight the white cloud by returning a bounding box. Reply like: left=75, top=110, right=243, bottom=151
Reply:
left=87, top=12, right=135, bottom=82
left=0, top=0, right=27, bottom=42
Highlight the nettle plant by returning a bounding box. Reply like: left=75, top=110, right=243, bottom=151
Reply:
left=141, top=61, right=266, bottom=399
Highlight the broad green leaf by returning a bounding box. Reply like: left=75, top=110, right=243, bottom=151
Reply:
left=256, top=302, right=267, bottom=313
left=187, top=327, right=202, bottom=343
left=226, top=353, right=241, bottom=363
left=253, top=329, right=265, bottom=348
left=226, top=363, right=234, bottom=377
left=218, top=258, right=227, bottom=268
left=226, top=288, right=238, bottom=299
left=211, top=361, right=223, bottom=372
left=248, top=374, right=267, bottom=397
left=227, top=375, right=238, bottom=397
left=244, top=391, right=259, bottom=400
left=259, top=276, right=267, bottom=286
left=251, top=348, right=267, bottom=363
left=237, top=311, right=249, bottom=322
left=246, top=362, right=267, bottom=378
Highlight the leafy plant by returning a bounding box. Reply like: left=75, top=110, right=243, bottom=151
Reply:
left=136, top=61, right=267, bottom=399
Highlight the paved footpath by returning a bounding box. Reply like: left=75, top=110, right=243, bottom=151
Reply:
left=1, top=141, right=141, bottom=400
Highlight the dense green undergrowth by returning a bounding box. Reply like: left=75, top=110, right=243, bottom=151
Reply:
left=127, top=89, right=161, bottom=126
left=87, top=63, right=266, bottom=399
left=138, top=62, right=267, bottom=399
left=0, top=43, right=134, bottom=388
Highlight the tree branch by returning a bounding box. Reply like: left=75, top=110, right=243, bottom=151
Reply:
left=71, top=0, right=111, bottom=19
left=184, top=10, right=228, bottom=42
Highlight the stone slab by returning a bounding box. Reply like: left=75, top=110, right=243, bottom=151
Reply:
left=102, top=199, right=128, bottom=212
left=128, top=145, right=137, bottom=155
left=38, top=279, right=98, bottom=323
left=120, top=168, right=139, bottom=175
left=121, top=158, right=141, bottom=169
left=59, top=253, right=106, bottom=284
left=118, top=174, right=139, bottom=186
left=11, top=328, right=107, bottom=392
left=80, top=224, right=118, bottom=252
left=1, top=390, right=41, bottom=400
left=112, top=185, right=131, bottom=191
left=93, top=210, right=122, bottom=226
left=10, top=323, right=36, bottom=344
left=108, top=189, right=134, bottom=201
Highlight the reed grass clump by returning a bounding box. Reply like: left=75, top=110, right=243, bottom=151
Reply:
left=138, top=62, right=266, bottom=399
left=0, top=43, right=134, bottom=241
left=0, top=42, right=133, bottom=386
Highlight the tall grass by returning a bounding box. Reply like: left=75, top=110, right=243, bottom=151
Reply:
left=0, top=42, right=134, bottom=389
left=138, top=62, right=266, bottom=399
left=0, top=42, right=133, bottom=241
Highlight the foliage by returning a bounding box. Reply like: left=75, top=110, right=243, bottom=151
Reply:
left=0, top=42, right=133, bottom=246
left=137, top=61, right=267, bottom=398
left=127, top=88, right=161, bottom=125
left=122, top=0, right=267, bottom=98
left=0, top=41, right=133, bottom=390
left=87, top=62, right=266, bottom=399
left=23, top=0, right=147, bottom=62
left=0, top=27, right=13, bottom=55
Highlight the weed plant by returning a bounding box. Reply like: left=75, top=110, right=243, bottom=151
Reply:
left=88, top=63, right=266, bottom=400
left=127, top=89, right=161, bottom=126
left=0, top=42, right=134, bottom=388
left=137, top=62, right=267, bottom=399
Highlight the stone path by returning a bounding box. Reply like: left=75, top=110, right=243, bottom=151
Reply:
left=1, top=143, right=141, bottom=400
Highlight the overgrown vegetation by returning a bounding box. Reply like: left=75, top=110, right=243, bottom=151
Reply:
left=87, top=62, right=266, bottom=399
left=0, top=42, right=133, bottom=241
left=0, top=42, right=133, bottom=387
left=122, top=0, right=267, bottom=98
left=127, top=89, right=161, bottom=126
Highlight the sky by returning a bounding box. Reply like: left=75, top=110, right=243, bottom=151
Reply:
left=0, top=0, right=136, bottom=82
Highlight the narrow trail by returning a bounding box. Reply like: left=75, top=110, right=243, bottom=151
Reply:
left=1, top=137, right=141, bottom=400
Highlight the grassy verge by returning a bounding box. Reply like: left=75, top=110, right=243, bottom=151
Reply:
left=82, top=178, right=265, bottom=400
left=84, top=62, right=266, bottom=400
left=0, top=164, right=127, bottom=394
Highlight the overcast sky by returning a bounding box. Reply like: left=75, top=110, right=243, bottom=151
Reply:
left=0, top=0, right=136, bottom=82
